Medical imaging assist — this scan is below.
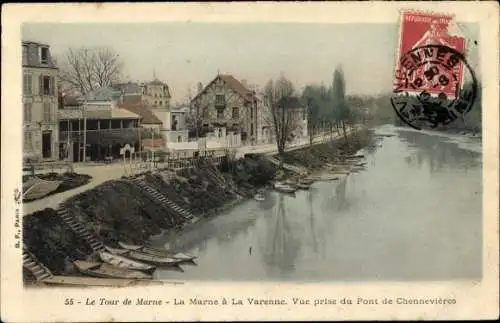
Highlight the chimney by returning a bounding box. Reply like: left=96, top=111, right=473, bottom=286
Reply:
left=197, top=82, right=203, bottom=94
left=241, top=79, right=248, bottom=89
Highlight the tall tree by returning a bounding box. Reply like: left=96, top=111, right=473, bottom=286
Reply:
left=302, top=84, right=328, bottom=145
left=263, top=76, right=303, bottom=155
left=58, top=47, right=123, bottom=94
left=331, top=67, right=350, bottom=145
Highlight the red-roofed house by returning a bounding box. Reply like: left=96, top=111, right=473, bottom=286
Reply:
left=190, top=74, right=260, bottom=143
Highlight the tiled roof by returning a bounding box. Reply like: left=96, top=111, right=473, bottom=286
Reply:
left=117, top=95, right=162, bottom=125
left=80, top=87, right=122, bottom=102
left=192, top=74, right=257, bottom=103
left=219, top=74, right=257, bottom=102
left=112, top=82, right=141, bottom=95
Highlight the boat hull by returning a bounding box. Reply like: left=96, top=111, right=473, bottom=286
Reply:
left=74, top=260, right=152, bottom=280
left=118, top=242, right=197, bottom=263
left=105, top=246, right=186, bottom=266
left=99, top=252, right=156, bottom=272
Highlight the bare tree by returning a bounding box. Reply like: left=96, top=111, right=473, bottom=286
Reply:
left=263, top=76, right=303, bottom=155
left=58, top=47, right=123, bottom=94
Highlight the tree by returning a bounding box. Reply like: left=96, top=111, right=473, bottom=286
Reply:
left=302, top=84, right=327, bottom=145
left=331, top=67, right=350, bottom=145
left=58, top=47, right=123, bottom=94
left=263, top=76, right=303, bottom=155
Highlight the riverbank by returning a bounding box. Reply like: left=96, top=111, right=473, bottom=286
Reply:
left=23, top=128, right=373, bottom=283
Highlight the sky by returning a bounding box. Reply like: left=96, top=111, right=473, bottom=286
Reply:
left=22, top=22, right=479, bottom=103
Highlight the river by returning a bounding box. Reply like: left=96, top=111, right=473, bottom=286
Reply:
left=154, top=125, right=482, bottom=282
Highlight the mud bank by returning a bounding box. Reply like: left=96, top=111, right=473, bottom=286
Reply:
left=279, top=129, right=375, bottom=176
left=23, top=129, right=372, bottom=278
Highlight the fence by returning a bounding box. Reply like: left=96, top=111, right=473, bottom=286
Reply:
left=124, top=153, right=228, bottom=176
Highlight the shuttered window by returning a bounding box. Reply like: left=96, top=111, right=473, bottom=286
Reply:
left=24, top=103, right=32, bottom=122
left=43, top=102, right=51, bottom=121
left=24, top=131, right=34, bottom=150
left=23, top=74, right=32, bottom=95
left=40, top=75, right=53, bottom=95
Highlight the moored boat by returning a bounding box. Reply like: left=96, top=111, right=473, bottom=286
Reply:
left=105, top=246, right=186, bottom=267
left=73, top=260, right=152, bottom=280
left=299, top=178, right=314, bottom=185
left=312, top=174, right=340, bottom=181
left=23, top=177, right=62, bottom=201
left=117, top=242, right=196, bottom=263
left=274, top=182, right=297, bottom=194
left=99, top=251, right=156, bottom=272
left=254, top=193, right=265, bottom=201
left=296, top=183, right=310, bottom=190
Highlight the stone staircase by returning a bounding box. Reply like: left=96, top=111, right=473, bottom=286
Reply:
left=56, top=205, right=105, bottom=252
left=22, top=247, right=53, bottom=282
left=132, top=179, right=197, bottom=223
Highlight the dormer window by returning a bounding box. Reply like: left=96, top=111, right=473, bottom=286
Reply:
left=40, top=47, right=49, bottom=65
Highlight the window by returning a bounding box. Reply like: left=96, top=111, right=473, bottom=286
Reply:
left=250, top=107, right=253, bottom=119
left=41, top=76, right=53, bottom=95
left=215, top=94, right=225, bottom=106
left=22, top=45, right=28, bottom=64
left=24, top=131, right=33, bottom=150
left=232, top=107, right=239, bottom=119
left=43, top=102, right=51, bottom=121
left=154, top=101, right=157, bottom=105
left=159, top=101, right=162, bottom=105
left=251, top=124, right=254, bottom=136
left=40, top=47, right=49, bottom=64
left=23, top=74, right=32, bottom=95
left=177, top=135, right=182, bottom=142
left=24, top=103, right=32, bottom=122
left=216, top=108, right=224, bottom=119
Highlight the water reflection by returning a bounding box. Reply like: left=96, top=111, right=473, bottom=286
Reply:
left=260, top=194, right=301, bottom=276
left=398, top=130, right=482, bottom=172
left=156, top=126, right=482, bottom=281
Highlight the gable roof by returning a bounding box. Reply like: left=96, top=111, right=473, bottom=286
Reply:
left=192, top=74, right=257, bottom=103
left=81, top=86, right=122, bottom=102
left=117, top=95, right=163, bottom=125
left=112, top=82, right=141, bottom=95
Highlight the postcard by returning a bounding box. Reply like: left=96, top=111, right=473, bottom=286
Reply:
left=1, top=2, right=498, bottom=322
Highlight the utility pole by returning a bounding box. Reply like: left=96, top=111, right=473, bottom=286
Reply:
left=83, top=95, right=87, bottom=162
left=151, top=130, right=155, bottom=168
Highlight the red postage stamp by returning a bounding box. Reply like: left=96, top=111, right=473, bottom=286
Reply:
left=394, top=11, right=467, bottom=98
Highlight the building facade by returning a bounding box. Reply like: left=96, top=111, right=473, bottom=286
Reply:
left=190, top=74, right=259, bottom=143
left=22, top=41, right=59, bottom=162
left=140, top=79, right=171, bottom=131
left=58, top=88, right=143, bottom=162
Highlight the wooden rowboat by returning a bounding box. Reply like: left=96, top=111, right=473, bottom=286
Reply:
left=296, top=183, right=310, bottom=190
left=312, top=174, right=340, bottom=181
left=98, top=251, right=156, bottom=272
left=117, top=242, right=196, bottom=263
left=274, top=182, right=297, bottom=194
left=105, top=246, right=186, bottom=267
left=73, top=260, right=152, bottom=280
left=23, top=177, right=62, bottom=201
